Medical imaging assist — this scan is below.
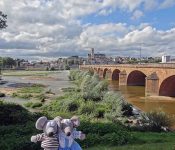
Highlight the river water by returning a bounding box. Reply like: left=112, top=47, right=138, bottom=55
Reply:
left=109, top=80, right=175, bottom=115
left=0, top=71, right=73, bottom=104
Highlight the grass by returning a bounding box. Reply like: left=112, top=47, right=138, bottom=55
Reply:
left=85, top=143, right=175, bottom=150
left=2, top=70, right=60, bottom=76
left=12, top=84, right=45, bottom=100
left=19, top=85, right=44, bottom=94
left=86, top=132, right=175, bottom=150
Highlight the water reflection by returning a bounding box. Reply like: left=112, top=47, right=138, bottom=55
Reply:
left=109, top=80, right=175, bottom=115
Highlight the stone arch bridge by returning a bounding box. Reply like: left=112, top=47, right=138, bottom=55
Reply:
left=80, top=64, right=175, bottom=97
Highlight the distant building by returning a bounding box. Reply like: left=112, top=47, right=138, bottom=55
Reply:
left=162, top=55, right=171, bottom=63
left=87, top=48, right=107, bottom=64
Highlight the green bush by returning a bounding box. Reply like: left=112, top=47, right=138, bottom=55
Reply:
left=31, top=102, right=42, bottom=108
left=12, top=92, right=18, bottom=97
left=141, top=110, right=173, bottom=132
left=0, top=122, right=41, bottom=150
left=20, top=94, right=33, bottom=99
left=77, top=121, right=132, bottom=148
left=0, top=102, right=33, bottom=125
left=81, top=74, right=108, bottom=101
left=78, top=101, right=96, bottom=115
left=103, top=92, right=124, bottom=121
left=65, top=65, right=70, bottom=70
left=0, top=92, right=5, bottom=97
left=62, top=99, right=80, bottom=112
left=122, top=103, right=133, bottom=117
left=50, top=67, right=55, bottom=71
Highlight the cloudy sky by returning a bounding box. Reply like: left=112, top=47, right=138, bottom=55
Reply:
left=0, top=0, right=175, bottom=60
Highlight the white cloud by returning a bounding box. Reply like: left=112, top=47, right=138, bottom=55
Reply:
left=159, top=0, right=175, bottom=9
left=0, top=0, right=175, bottom=60
left=131, top=10, right=144, bottom=20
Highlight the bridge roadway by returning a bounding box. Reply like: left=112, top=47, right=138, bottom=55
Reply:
left=80, top=64, right=175, bottom=97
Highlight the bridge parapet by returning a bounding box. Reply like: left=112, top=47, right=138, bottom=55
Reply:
left=80, top=63, right=175, bottom=69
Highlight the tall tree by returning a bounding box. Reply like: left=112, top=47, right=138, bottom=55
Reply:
left=0, top=11, right=7, bottom=29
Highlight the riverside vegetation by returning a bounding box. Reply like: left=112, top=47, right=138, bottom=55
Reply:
left=0, top=70, right=175, bottom=150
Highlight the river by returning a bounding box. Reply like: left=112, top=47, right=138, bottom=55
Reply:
left=109, top=80, right=175, bottom=115
left=0, top=71, right=74, bottom=104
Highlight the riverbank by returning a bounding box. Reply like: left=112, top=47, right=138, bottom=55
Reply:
left=0, top=70, right=175, bottom=150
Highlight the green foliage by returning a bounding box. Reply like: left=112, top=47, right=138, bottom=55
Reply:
left=31, top=102, right=42, bottom=108
left=50, top=67, right=55, bottom=71
left=19, top=85, right=44, bottom=94
left=78, top=101, right=96, bottom=115
left=77, top=121, right=131, bottom=148
left=0, top=92, right=5, bottom=97
left=45, top=89, right=55, bottom=94
left=34, top=93, right=47, bottom=102
left=0, top=122, right=41, bottom=150
left=0, top=102, right=33, bottom=125
left=80, top=73, right=108, bottom=101
left=103, top=92, right=124, bottom=121
left=141, top=110, right=173, bottom=132
left=0, top=57, right=16, bottom=68
left=12, top=92, right=18, bottom=97
left=61, top=87, right=76, bottom=92
left=122, top=103, right=133, bottom=117
left=12, top=92, right=33, bottom=99
left=24, top=102, right=33, bottom=108
left=65, top=65, right=70, bottom=70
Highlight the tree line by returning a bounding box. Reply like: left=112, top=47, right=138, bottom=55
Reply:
left=0, top=57, right=16, bottom=69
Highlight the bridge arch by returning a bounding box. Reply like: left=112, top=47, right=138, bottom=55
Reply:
left=159, top=75, right=175, bottom=97
left=127, top=70, right=146, bottom=86
left=97, top=68, right=101, bottom=74
left=112, top=69, right=120, bottom=80
left=103, top=68, right=109, bottom=78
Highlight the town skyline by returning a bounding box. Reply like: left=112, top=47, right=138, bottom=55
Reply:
left=0, top=0, right=175, bottom=60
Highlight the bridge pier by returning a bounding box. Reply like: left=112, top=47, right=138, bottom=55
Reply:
left=119, top=70, right=127, bottom=86
left=99, top=69, right=104, bottom=78
left=106, top=70, right=112, bottom=80
left=145, top=72, right=159, bottom=96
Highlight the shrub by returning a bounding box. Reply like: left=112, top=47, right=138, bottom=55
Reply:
left=122, top=103, right=133, bottom=117
left=103, top=92, right=124, bottom=121
left=0, top=102, right=32, bottom=125
left=50, top=67, right=55, bottom=71
left=81, top=74, right=108, bottom=101
left=0, top=122, right=41, bottom=150
left=141, top=110, right=173, bottom=132
left=77, top=121, right=131, bottom=148
left=0, top=92, right=5, bottom=97
left=31, top=102, right=42, bottom=108
left=12, top=92, right=18, bottom=97
left=66, top=100, right=79, bottom=112
left=65, top=65, right=70, bottom=70
left=19, top=85, right=44, bottom=94
left=20, top=94, right=33, bottom=99
left=78, top=101, right=96, bottom=115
